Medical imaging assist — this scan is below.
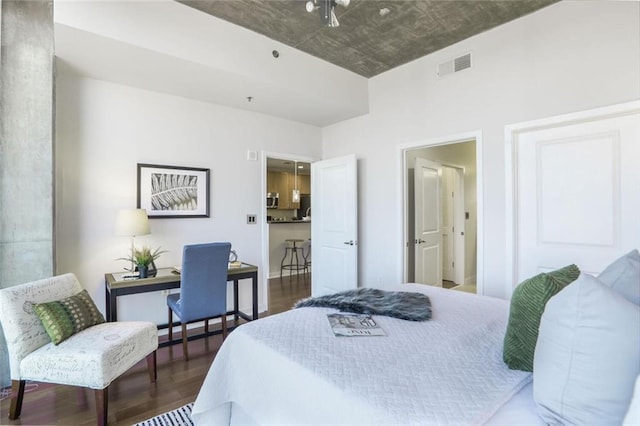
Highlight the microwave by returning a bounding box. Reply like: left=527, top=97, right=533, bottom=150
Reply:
left=267, top=192, right=279, bottom=209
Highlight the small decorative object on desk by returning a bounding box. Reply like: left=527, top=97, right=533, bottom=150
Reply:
left=118, top=245, right=167, bottom=278
left=327, top=313, right=386, bottom=337
left=228, top=249, right=241, bottom=267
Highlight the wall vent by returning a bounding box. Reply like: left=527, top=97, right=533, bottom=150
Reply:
left=437, top=53, right=472, bottom=77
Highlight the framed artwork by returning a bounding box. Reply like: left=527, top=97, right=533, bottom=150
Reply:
left=137, top=163, right=210, bottom=218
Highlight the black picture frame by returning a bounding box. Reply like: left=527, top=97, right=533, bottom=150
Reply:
left=137, top=163, right=210, bottom=218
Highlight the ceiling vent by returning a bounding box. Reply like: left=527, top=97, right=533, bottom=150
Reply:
left=437, top=53, right=472, bottom=78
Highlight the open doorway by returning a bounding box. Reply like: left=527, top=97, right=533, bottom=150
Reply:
left=261, top=153, right=315, bottom=314
left=403, top=137, right=480, bottom=294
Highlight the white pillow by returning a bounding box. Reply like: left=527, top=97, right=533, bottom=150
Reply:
left=597, top=249, right=640, bottom=305
left=624, top=375, right=640, bottom=426
left=533, top=273, right=640, bottom=425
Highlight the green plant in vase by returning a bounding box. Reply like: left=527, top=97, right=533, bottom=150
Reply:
left=119, top=245, right=167, bottom=278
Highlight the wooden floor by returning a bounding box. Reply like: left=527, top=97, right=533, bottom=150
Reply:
left=266, top=270, right=311, bottom=314
left=0, top=274, right=311, bottom=425
left=442, top=279, right=456, bottom=289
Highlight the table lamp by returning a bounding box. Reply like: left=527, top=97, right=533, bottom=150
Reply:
left=115, top=208, right=150, bottom=273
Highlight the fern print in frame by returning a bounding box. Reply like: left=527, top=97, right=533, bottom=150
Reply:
left=150, top=173, right=198, bottom=211
left=137, top=163, right=210, bottom=218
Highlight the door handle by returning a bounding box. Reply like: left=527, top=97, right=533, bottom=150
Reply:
left=415, top=239, right=426, bottom=244
left=343, top=240, right=356, bottom=246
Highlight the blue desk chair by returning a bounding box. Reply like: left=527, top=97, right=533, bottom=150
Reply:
left=167, top=242, right=231, bottom=361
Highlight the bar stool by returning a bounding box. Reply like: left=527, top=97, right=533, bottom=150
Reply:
left=303, top=238, right=311, bottom=278
left=280, top=239, right=305, bottom=279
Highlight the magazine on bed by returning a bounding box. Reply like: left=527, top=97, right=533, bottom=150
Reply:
left=327, top=313, right=386, bottom=337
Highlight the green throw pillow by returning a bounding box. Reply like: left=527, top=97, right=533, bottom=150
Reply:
left=34, top=290, right=105, bottom=345
left=503, top=264, right=580, bottom=372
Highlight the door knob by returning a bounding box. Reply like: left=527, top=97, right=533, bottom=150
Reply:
left=415, top=239, right=426, bottom=244
left=343, top=240, right=355, bottom=246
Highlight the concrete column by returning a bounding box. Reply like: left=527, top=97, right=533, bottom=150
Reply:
left=0, top=0, right=54, bottom=387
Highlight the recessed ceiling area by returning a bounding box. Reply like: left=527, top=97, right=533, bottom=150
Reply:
left=178, top=0, right=559, bottom=78
left=53, top=0, right=369, bottom=127
left=267, top=158, right=311, bottom=175
left=53, top=0, right=560, bottom=127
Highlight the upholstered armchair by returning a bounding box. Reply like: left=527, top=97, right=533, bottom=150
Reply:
left=0, top=273, right=158, bottom=425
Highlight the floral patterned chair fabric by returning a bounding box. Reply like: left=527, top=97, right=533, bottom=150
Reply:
left=0, top=273, right=158, bottom=425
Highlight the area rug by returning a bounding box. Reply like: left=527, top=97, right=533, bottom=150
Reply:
left=133, top=402, right=194, bottom=426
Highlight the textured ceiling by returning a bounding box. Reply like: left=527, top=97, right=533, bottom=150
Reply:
left=178, top=0, right=559, bottom=78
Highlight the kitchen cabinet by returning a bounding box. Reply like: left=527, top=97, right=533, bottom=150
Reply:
left=267, top=171, right=311, bottom=210
left=267, top=172, right=295, bottom=209
left=279, top=173, right=294, bottom=210
left=266, top=171, right=280, bottom=194
left=298, top=174, right=310, bottom=195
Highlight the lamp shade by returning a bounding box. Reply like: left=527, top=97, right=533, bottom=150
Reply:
left=115, top=209, right=150, bottom=237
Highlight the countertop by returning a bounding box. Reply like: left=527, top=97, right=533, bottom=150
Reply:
left=267, top=220, right=311, bottom=224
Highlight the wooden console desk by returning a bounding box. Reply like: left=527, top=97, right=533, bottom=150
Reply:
left=104, top=263, right=258, bottom=347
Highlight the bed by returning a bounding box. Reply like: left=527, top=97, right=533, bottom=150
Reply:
left=191, top=284, right=545, bottom=425
left=192, top=250, right=640, bottom=425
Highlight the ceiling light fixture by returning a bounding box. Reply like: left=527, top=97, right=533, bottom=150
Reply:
left=292, top=161, right=300, bottom=203
left=305, top=0, right=350, bottom=28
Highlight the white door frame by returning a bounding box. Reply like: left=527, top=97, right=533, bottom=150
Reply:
left=261, top=151, right=317, bottom=312
left=504, top=100, right=640, bottom=299
left=397, top=130, right=484, bottom=295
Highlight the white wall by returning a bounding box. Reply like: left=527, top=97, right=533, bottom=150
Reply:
left=321, top=1, right=640, bottom=298
left=55, top=70, right=321, bottom=324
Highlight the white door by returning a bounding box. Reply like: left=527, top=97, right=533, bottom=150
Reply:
left=509, top=102, right=640, bottom=291
left=414, top=158, right=442, bottom=286
left=311, top=155, right=358, bottom=296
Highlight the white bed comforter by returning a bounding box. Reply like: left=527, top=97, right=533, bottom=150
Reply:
left=192, top=285, right=531, bottom=426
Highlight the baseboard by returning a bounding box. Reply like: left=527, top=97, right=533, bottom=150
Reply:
left=269, top=269, right=311, bottom=279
